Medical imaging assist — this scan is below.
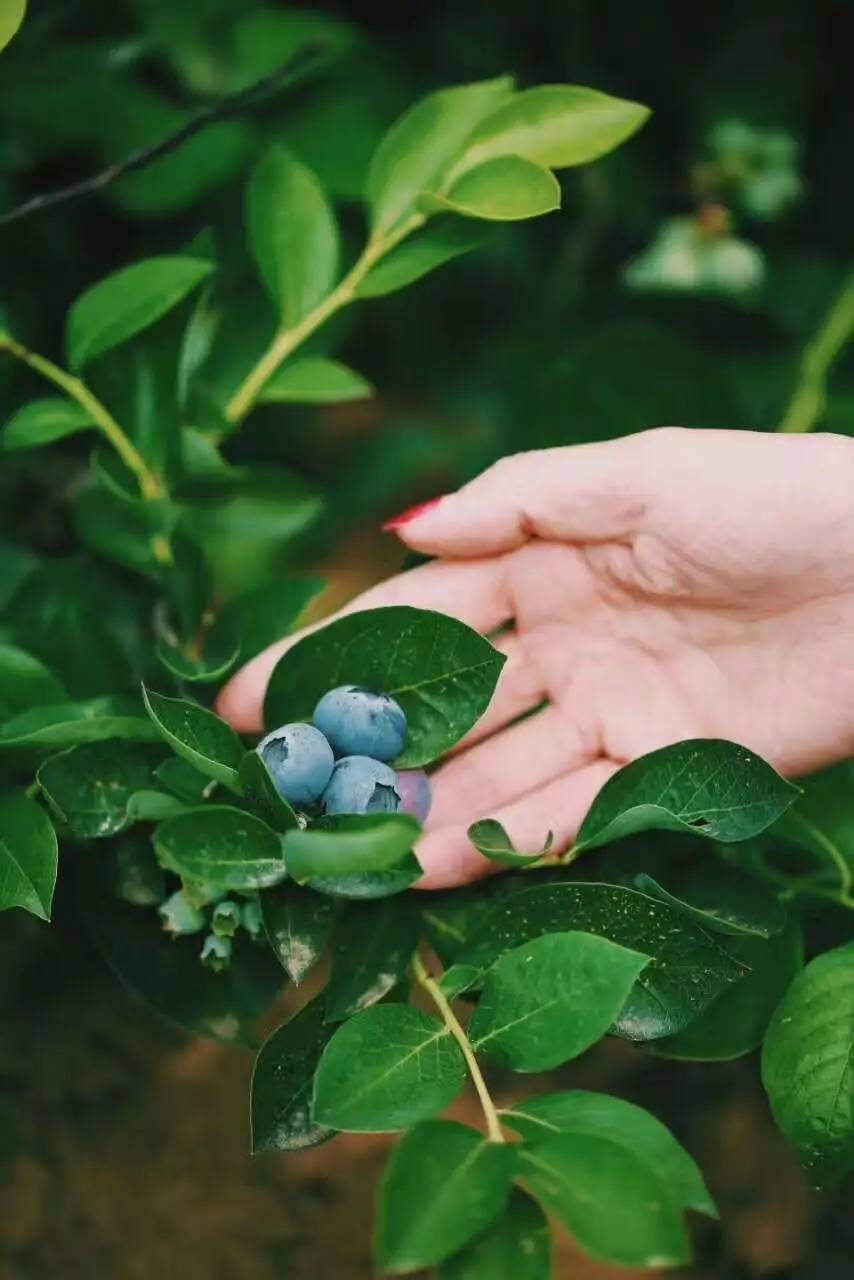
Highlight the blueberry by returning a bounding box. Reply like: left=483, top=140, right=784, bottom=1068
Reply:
left=322, top=756, right=402, bottom=815
left=396, top=769, right=432, bottom=821
left=313, top=685, right=407, bottom=762
left=257, top=722, right=334, bottom=808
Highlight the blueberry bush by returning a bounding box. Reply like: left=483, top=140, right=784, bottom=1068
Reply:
left=2, top=2, right=853, bottom=1276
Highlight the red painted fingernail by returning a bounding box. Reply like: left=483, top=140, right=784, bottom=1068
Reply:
left=382, top=496, right=445, bottom=532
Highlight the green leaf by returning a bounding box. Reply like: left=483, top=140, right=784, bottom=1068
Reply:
left=66, top=256, right=214, bottom=370
left=2, top=398, right=94, bottom=452
left=265, top=606, right=506, bottom=767
left=773, top=761, right=854, bottom=901
left=653, top=920, right=803, bottom=1062
left=74, top=487, right=167, bottom=578
left=215, top=578, right=323, bottom=668
left=377, top=1120, right=516, bottom=1272
left=762, top=940, right=854, bottom=1187
left=283, top=813, right=421, bottom=881
left=450, top=881, right=746, bottom=1040
left=518, top=1133, right=690, bottom=1268
left=258, top=356, right=373, bottom=404
left=0, top=698, right=160, bottom=748
left=455, top=85, right=650, bottom=175
left=505, top=1090, right=716, bottom=1218
left=79, top=853, right=281, bottom=1045
left=246, top=146, right=339, bottom=326
left=356, top=219, right=489, bottom=299
left=437, top=1189, right=550, bottom=1280
left=0, top=643, right=65, bottom=719
left=312, top=1004, right=465, bottom=1131
left=574, top=739, right=799, bottom=852
left=154, top=806, right=286, bottom=891
left=0, top=791, right=57, bottom=921
left=251, top=996, right=336, bottom=1154
left=467, top=819, right=553, bottom=866
left=125, top=790, right=188, bottom=822
left=37, top=741, right=162, bottom=838
left=634, top=862, right=788, bottom=938
left=367, top=76, right=515, bottom=232
left=238, top=751, right=299, bottom=832
left=155, top=757, right=212, bottom=804
left=325, top=898, right=420, bottom=1021
left=155, top=631, right=240, bottom=685
left=260, top=880, right=334, bottom=984
left=141, top=687, right=244, bottom=792
left=307, top=858, right=423, bottom=901
left=0, top=0, right=26, bottom=53
left=422, top=156, right=560, bottom=221
left=469, top=932, right=649, bottom=1071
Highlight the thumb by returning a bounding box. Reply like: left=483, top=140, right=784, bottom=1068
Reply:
left=383, top=433, right=655, bottom=558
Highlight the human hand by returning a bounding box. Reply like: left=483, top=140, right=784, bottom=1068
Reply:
left=218, top=428, right=854, bottom=888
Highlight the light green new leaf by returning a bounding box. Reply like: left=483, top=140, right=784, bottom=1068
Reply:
left=455, top=84, right=650, bottom=176
left=312, top=1004, right=465, bottom=1132
left=574, top=738, right=799, bottom=852
left=505, top=1090, right=716, bottom=1218
left=467, top=818, right=553, bottom=866
left=366, top=76, right=515, bottom=232
left=377, top=1120, right=517, bottom=1272
left=67, top=256, right=214, bottom=370
left=762, top=941, right=854, bottom=1187
left=469, top=931, right=649, bottom=1071
left=154, top=806, right=286, bottom=891
left=422, top=156, right=560, bottom=222
left=37, top=741, right=162, bottom=839
left=438, top=1189, right=551, bottom=1280
left=0, top=791, right=57, bottom=921
left=251, top=996, right=336, bottom=1154
left=246, top=146, right=339, bottom=325
left=0, top=0, right=25, bottom=53
left=141, top=686, right=244, bottom=792
left=258, top=356, right=373, bottom=404
left=519, top=1132, right=690, bottom=1268
left=283, top=813, right=421, bottom=881
left=2, top=399, right=95, bottom=452
left=356, top=219, right=488, bottom=299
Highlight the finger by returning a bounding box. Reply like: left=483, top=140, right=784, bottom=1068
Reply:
left=446, top=631, right=546, bottom=755
left=385, top=433, right=653, bottom=559
left=415, top=758, right=618, bottom=889
left=217, top=555, right=512, bottom=733
left=429, top=704, right=591, bottom=827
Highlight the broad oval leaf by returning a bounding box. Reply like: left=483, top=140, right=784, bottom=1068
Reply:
left=2, top=398, right=94, bottom=452
left=67, top=256, right=214, bottom=370
left=356, top=219, right=488, bottom=299
left=449, top=881, right=746, bottom=1040
left=366, top=76, right=515, bottom=232
left=468, top=819, right=553, bottom=867
left=312, top=1003, right=465, bottom=1131
left=246, top=146, right=339, bottom=326
left=0, top=643, right=65, bottom=718
left=325, top=897, right=420, bottom=1021
left=37, top=741, right=162, bottom=839
left=0, top=791, right=57, bottom=921
left=505, top=1090, right=716, bottom=1218
left=260, top=880, right=334, bottom=984
left=0, top=0, right=26, bottom=53
left=438, top=1188, right=551, bottom=1280
left=154, top=806, right=286, bottom=891
left=762, top=940, right=854, bottom=1187
left=264, top=605, right=506, bottom=767
left=469, top=931, right=649, bottom=1071
left=422, top=156, right=560, bottom=221
left=377, top=1120, right=517, bottom=1272
left=634, top=862, right=788, bottom=938
left=251, top=996, right=336, bottom=1154
left=456, top=84, right=650, bottom=175
left=142, top=686, right=244, bottom=792
left=574, top=739, right=799, bottom=852
left=238, top=751, right=299, bottom=832
left=258, top=356, right=373, bottom=404
left=518, top=1133, right=690, bottom=1268
left=0, top=698, right=160, bottom=748
left=283, top=813, right=421, bottom=881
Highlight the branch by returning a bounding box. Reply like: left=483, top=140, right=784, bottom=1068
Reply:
left=778, top=269, right=854, bottom=434
left=0, top=44, right=327, bottom=227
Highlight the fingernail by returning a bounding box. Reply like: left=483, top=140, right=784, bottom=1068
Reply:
left=382, top=496, right=445, bottom=532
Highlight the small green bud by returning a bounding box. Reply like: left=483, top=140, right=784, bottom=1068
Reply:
left=241, top=899, right=263, bottom=939
left=212, top=900, right=241, bottom=938
left=159, top=890, right=205, bottom=936
left=201, top=933, right=232, bottom=972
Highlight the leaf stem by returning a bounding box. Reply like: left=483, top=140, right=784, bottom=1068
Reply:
left=778, top=270, right=854, bottom=433
left=225, top=213, right=425, bottom=423
left=0, top=334, right=165, bottom=502
left=412, top=951, right=505, bottom=1144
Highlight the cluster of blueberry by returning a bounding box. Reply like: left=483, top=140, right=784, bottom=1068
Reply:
left=258, top=685, right=432, bottom=821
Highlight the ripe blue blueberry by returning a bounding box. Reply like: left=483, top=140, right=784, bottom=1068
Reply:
left=396, top=769, right=432, bottom=821
left=257, top=722, right=334, bottom=808
left=322, top=756, right=402, bottom=815
left=313, top=685, right=407, bottom=762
